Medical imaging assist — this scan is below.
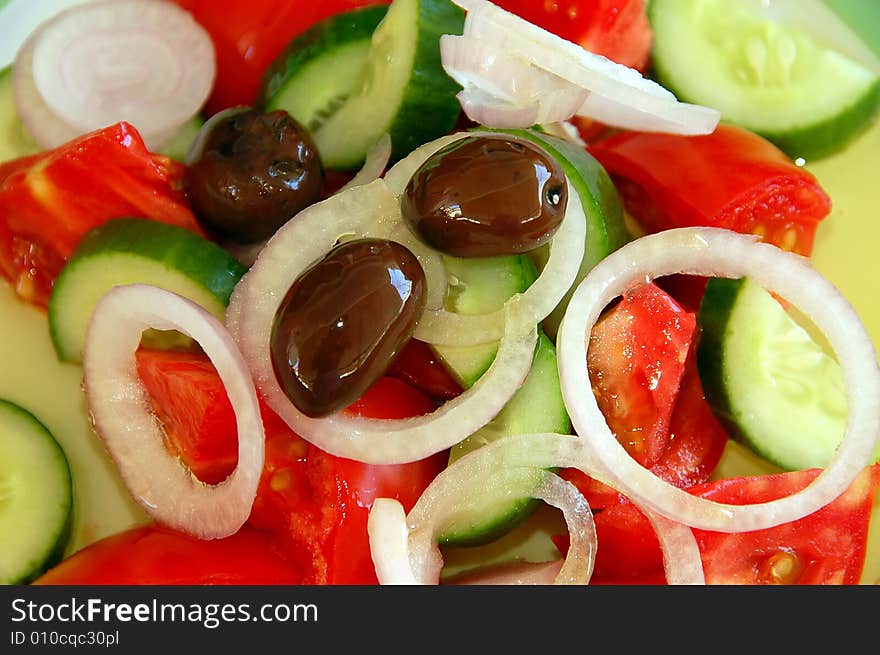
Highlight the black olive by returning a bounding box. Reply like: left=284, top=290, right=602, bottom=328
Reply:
left=186, top=109, right=324, bottom=243
left=270, top=238, right=426, bottom=418
left=401, top=135, right=568, bottom=257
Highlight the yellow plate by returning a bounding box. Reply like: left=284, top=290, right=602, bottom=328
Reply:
left=1, top=119, right=878, bottom=584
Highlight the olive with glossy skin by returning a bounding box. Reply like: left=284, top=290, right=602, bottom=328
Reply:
left=270, top=238, right=427, bottom=418
left=186, top=109, right=324, bottom=243
left=401, top=135, right=568, bottom=257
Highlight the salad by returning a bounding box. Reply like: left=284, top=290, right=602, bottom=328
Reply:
left=0, top=0, right=879, bottom=586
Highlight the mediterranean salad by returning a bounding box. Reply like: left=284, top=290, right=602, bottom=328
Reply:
left=1, top=0, right=879, bottom=586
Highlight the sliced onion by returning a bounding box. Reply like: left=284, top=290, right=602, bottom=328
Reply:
left=82, top=284, right=264, bottom=540
left=369, top=432, right=705, bottom=585
left=226, top=179, right=538, bottom=464
left=0, top=0, right=92, bottom=71
left=337, top=133, right=393, bottom=194
left=557, top=227, right=880, bottom=532
left=445, top=0, right=720, bottom=134
left=11, top=29, right=80, bottom=149
left=441, top=35, right=588, bottom=127
left=14, top=0, right=214, bottom=150
left=747, top=0, right=880, bottom=76
left=371, top=468, right=595, bottom=585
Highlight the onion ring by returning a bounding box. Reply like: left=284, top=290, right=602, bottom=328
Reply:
left=557, top=227, right=880, bottom=532
left=227, top=180, right=538, bottom=464
left=82, top=284, right=264, bottom=539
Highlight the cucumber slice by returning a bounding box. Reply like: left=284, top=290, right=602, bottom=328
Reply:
left=431, top=254, right=571, bottom=546
left=0, top=398, right=72, bottom=584
left=307, top=0, right=464, bottom=170
left=262, top=5, right=389, bottom=134
left=440, top=332, right=570, bottom=546
left=697, top=276, right=880, bottom=470
left=433, top=254, right=536, bottom=388
left=49, top=217, right=247, bottom=363
left=649, top=0, right=880, bottom=160
left=0, top=66, right=40, bottom=163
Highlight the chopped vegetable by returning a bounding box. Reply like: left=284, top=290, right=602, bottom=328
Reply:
left=0, top=122, right=202, bottom=307
left=49, top=217, right=246, bottom=363
left=441, top=0, right=721, bottom=134
left=491, top=0, right=652, bottom=72
left=34, top=525, right=304, bottom=585
left=558, top=227, right=880, bottom=532
left=698, top=276, right=880, bottom=470
left=12, top=0, right=215, bottom=151
left=588, top=123, right=832, bottom=257
left=0, top=398, right=72, bottom=584
left=572, top=464, right=880, bottom=584
left=83, top=284, right=265, bottom=539
left=649, top=0, right=880, bottom=159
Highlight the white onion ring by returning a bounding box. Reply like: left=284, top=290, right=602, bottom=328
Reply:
left=226, top=179, right=538, bottom=464
left=370, top=469, right=596, bottom=585
left=558, top=227, right=880, bottom=532
left=337, top=133, right=393, bottom=194
left=82, top=284, right=264, bottom=539
left=15, top=0, right=214, bottom=150
left=446, top=0, right=720, bottom=135
left=369, top=432, right=704, bottom=585
left=441, top=35, right=589, bottom=127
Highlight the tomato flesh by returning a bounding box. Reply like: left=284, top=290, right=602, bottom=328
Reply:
left=566, top=465, right=880, bottom=584
left=136, top=346, right=445, bottom=584
left=588, top=123, right=832, bottom=257
left=560, top=282, right=728, bottom=509
left=0, top=123, right=201, bottom=308
left=34, top=525, right=303, bottom=585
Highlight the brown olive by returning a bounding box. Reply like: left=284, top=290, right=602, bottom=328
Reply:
left=185, top=109, right=324, bottom=243
left=270, top=238, right=426, bottom=418
left=401, top=135, right=568, bottom=257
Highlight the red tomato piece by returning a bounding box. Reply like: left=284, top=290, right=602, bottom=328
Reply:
left=251, top=377, right=447, bottom=584
left=559, top=282, right=728, bottom=509
left=136, top=346, right=445, bottom=584
left=587, top=282, right=696, bottom=468
left=0, top=122, right=202, bottom=307
left=34, top=525, right=303, bottom=585
left=170, top=1, right=392, bottom=116
left=588, top=123, right=832, bottom=257
left=492, top=0, right=652, bottom=71
left=387, top=338, right=463, bottom=402
left=562, top=465, right=880, bottom=585
left=136, top=347, right=242, bottom=485
left=562, top=348, right=729, bottom=509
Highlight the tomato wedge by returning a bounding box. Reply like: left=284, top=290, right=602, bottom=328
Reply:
left=136, top=346, right=446, bottom=584
left=0, top=122, right=201, bottom=308
left=561, top=282, right=727, bottom=509
left=588, top=123, right=832, bottom=257
left=34, top=525, right=303, bottom=585
left=564, top=465, right=880, bottom=585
